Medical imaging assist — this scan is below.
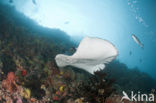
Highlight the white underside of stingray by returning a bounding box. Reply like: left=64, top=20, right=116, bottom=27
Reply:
left=55, top=36, right=118, bottom=74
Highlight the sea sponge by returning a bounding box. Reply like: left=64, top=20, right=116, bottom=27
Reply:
left=23, top=88, right=31, bottom=99
left=2, top=72, right=18, bottom=93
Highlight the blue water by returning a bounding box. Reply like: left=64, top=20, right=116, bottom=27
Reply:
left=1, top=0, right=156, bottom=79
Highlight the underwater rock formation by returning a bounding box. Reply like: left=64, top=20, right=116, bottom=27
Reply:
left=104, top=60, right=156, bottom=93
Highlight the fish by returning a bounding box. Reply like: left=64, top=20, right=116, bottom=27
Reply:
left=9, top=0, right=13, bottom=3
left=129, top=51, right=132, bottom=56
left=132, top=34, right=144, bottom=49
left=32, top=0, right=37, bottom=5
left=64, top=21, right=70, bottom=24
left=55, top=36, right=118, bottom=74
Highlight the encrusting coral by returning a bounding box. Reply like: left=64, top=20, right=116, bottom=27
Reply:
left=0, top=69, right=114, bottom=103
left=2, top=72, right=18, bottom=93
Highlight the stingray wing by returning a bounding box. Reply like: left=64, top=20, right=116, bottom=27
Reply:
left=72, top=36, right=118, bottom=60
left=70, top=37, right=118, bottom=74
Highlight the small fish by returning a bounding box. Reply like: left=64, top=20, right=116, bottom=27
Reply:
left=9, top=0, right=13, bottom=3
left=32, top=0, right=37, bottom=5
left=64, top=21, right=70, bottom=24
left=132, top=34, right=144, bottom=49
left=129, top=51, right=132, bottom=56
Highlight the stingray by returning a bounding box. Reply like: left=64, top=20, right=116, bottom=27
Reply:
left=55, top=36, right=118, bottom=74
left=132, top=34, right=144, bottom=49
